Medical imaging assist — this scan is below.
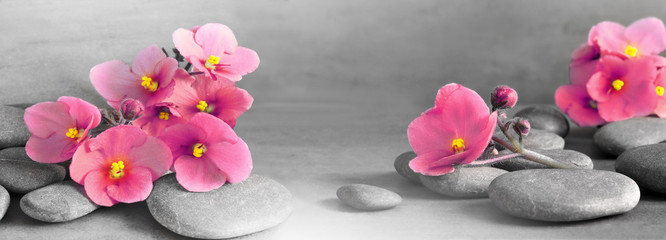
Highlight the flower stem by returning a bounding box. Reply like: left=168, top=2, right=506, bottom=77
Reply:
left=469, top=152, right=522, bottom=165
left=520, top=149, right=576, bottom=169
left=492, top=136, right=518, bottom=152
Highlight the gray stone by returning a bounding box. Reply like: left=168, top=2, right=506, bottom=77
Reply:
left=616, top=143, right=666, bottom=194
left=491, top=149, right=593, bottom=171
left=394, top=151, right=422, bottom=182
left=594, top=117, right=666, bottom=156
left=420, top=167, right=507, bottom=198
left=0, top=185, right=9, bottom=220
left=0, top=158, right=66, bottom=194
left=494, top=129, right=565, bottom=150
left=489, top=169, right=640, bottom=222
left=0, top=105, right=30, bottom=148
left=337, top=184, right=402, bottom=211
left=514, top=105, right=570, bottom=137
left=20, top=181, right=99, bottom=222
left=147, top=174, right=293, bottom=239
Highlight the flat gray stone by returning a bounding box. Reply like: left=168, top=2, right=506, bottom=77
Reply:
left=594, top=117, right=666, bottom=156
left=147, top=174, right=293, bottom=239
left=616, top=143, right=666, bottom=194
left=514, top=105, right=570, bottom=137
left=394, top=151, right=422, bottom=182
left=0, top=158, right=66, bottom=194
left=20, top=181, right=99, bottom=222
left=489, top=169, right=640, bottom=222
left=337, top=184, right=402, bottom=210
left=0, top=185, right=9, bottom=220
left=494, top=129, right=565, bottom=151
left=420, top=167, right=507, bottom=198
left=491, top=149, right=593, bottom=171
left=0, top=105, right=30, bottom=148
left=0, top=147, right=31, bottom=161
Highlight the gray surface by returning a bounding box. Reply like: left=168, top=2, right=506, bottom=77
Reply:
left=2, top=0, right=666, bottom=239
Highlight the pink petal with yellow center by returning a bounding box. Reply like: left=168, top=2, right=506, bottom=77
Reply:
left=106, top=167, right=154, bottom=203
left=212, top=47, right=260, bottom=82
left=90, top=60, right=146, bottom=109
left=131, top=45, right=168, bottom=77
left=24, top=101, right=73, bottom=138
left=624, top=17, right=666, bottom=56
left=82, top=170, right=117, bottom=206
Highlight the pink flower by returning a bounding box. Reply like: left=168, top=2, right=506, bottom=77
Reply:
left=172, top=23, right=260, bottom=82
left=589, top=17, right=666, bottom=58
left=90, top=45, right=181, bottom=109
left=159, top=113, right=252, bottom=192
left=70, top=125, right=172, bottom=206
left=586, top=55, right=659, bottom=121
left=654, top=68, right=666, bottom=117
left=24, top=97, right=101, bottom=163
left=407, top=83, right=498, bottom=176
left=167, top=71, right=253, bottom=128
left=132, top=102, right=187, bottom=136
left=119, top=98, right=145, bottom=121
left=555, top=85, right=606, bottom=127
left=570, top=43, right=601, bottom=85
left=490, top=85, right=518, bottom=109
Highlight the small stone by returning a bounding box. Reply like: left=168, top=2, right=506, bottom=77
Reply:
left=514, top=106, right=570, bottom=137
left=20, top=181, right=99, bottom=222
left=491, top=149, right=593, bottom=171
left=0, top=158, right=66, bottom=194
left=0, top=105, right=30, bottom=149
left=419, top=167, right=507, bottom=198
left=0, top=147, right=31, bottom=161
left=394, top=151, right=421, bottom=182
left=495, top=129, right=565, bottom=150
left=336, top=184, right=401, bottom=211
left=489, top=169, right=640, bottom=222
left=594, top=117, right=666, bottom=155
left=0, top=185, right=9, bottom=220
left=616, top=143, right=666, bottom=194
left=147, top=174, right=293, bottom=239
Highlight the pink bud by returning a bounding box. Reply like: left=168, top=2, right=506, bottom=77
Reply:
left=491, top=85, right=518, bottom=109
left=119, top=98, right=145, bottom=121
left=514, top=119, right=531, bottom=136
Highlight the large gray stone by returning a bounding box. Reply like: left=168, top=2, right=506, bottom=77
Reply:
left=420, top=167, right=507, bottom=198
left=616, top=143, right=666, bottom=194
left=0, top=158, right=66, bottom=194
left=0, top=185, right=9, bottom=220
left=489, top=169, right=640, bottom=222
left=20, top=181, right=99, bottom=222
left=514, top=105, right=570, bottom=137
left=393, top=151, right=422, bottom=182
left=495, top=129, right=565, bottom=150
left=594, top=117, right=666, bottom=156
left=337, top=184, right=402, bottom=210
left=0, top=105, right=30, bottom=149
left=491, top=149, right=593, bottom=171
left=147, top=174, right=293, bottom=239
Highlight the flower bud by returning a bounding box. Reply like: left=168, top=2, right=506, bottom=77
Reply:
left=513, top=119, right=531, bottom=137
left=491, top=85, right=518, bottom=110
left=119, top=98, right=145, bottom=121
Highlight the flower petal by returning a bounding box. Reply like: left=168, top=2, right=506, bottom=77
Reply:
left=188, top=113, right=239, bottom=144
left=555, top=85, right=605, bottom=127
left=173, top=28, right=203, bottom=59
left=82, top=170, right=117, bottom=206
left=106, top=167, right=154, bottom=203
left=90, top=60, right=145, bottom=109
left=205, top=140, right=252, bottom=183
left=24, top=101, right=73, bottom=138
left=409, top=151, right=467, bottom=176
left=173, top=155, right=227, bottom=192
left=26, top=134, right=77, bottom=163
left=213, top=47, right=260, bottom=82
left=625, top=17, right=666, bottom=56
left=407, top=107, right=455, bottom=156
left=131, top=45, right=168, bottom=77
left=589, top=21, right=626, bottom=54
left=158, top=123, right=207, bottom=160
left=57, top=96, right=101, bottom=132
left=127, top=136, right=173, bottom=181
left=195, top=23, right=238, bottom=57
left=70, top=140, right=108, bottom=183
left=462, top=111, right=497, bottom=165
left=211, top=86, right=253, bottom=128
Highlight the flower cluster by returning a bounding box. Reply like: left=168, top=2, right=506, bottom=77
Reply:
left=555, top=17, right=666, bottom=126
left=24, top=23, right=257, bottom=206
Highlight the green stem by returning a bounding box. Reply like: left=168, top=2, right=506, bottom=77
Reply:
left=520, top=149, right=576, bottom=169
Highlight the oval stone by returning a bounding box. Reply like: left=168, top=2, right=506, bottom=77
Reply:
left=514, top=106, right=570, bottom=137
left=494, top=129, right=565, bottom=150
left=419, top=167, right=507, bottom=198
left=393, top=151, right=421, bottom=182
left=0, top=185, right=9, bottom=220
left=0, top=158, right=66, bottom=194
left=489, top=169, right=640, bottom=222
left=147, top=174, right=293, bottom=239
left=0, top=105, right=30, bottom=148
left=616, top=143, right=666, bottom=194
left=594, top=117, right=666, bottom=155
left=491, top=149, right=593, bottom=171
left=336, top=184, right=402, bottom=210
left=20, top=181, right=99, bottom=222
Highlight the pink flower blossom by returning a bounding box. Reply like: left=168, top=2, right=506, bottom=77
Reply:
left=407, top=84, right=497, bottom=176
left=586, top=55, right=659, bottom=121
left=490, top=85, right=518, bottom=109
left=70, top=125, right=172, bottom=206
left=167, top=71, right=253, bottom=128
left=555, top=85, right=606, bottom=127
left=589, top=17, right=666, bottom=58
left=24, top=97, right=101, bottom=163
left=654, top=67, right=666, bottom=117
left=570, top=43, right=601, bottom=85
left=132, top=102, right=187, bottom=136
left=172, top=23, right=260, bottom=82
left=90, top=45, right=181, bottom=109
left=159, top=113, right=252, bottom=192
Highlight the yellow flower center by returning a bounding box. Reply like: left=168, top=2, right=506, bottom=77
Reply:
left=657, top=86, right=664, bottom=96
left=65, top=128, right=84, bottom=139
left=625, top=45, right=638, bottom=57
left=204, top=55, right=220, bottom=69
left=141, top=76, right=158, bottom=92
left=611, top=79, right=624, bottom=91
left=451, top=138, right=465, bottom=154
left=158, top=111, right=170, bottom=120
left=109, top=161, right=125, bottom=179
left=196, top=100, right=212, bottom=113
left=192, top=143, right=207, bottom=158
